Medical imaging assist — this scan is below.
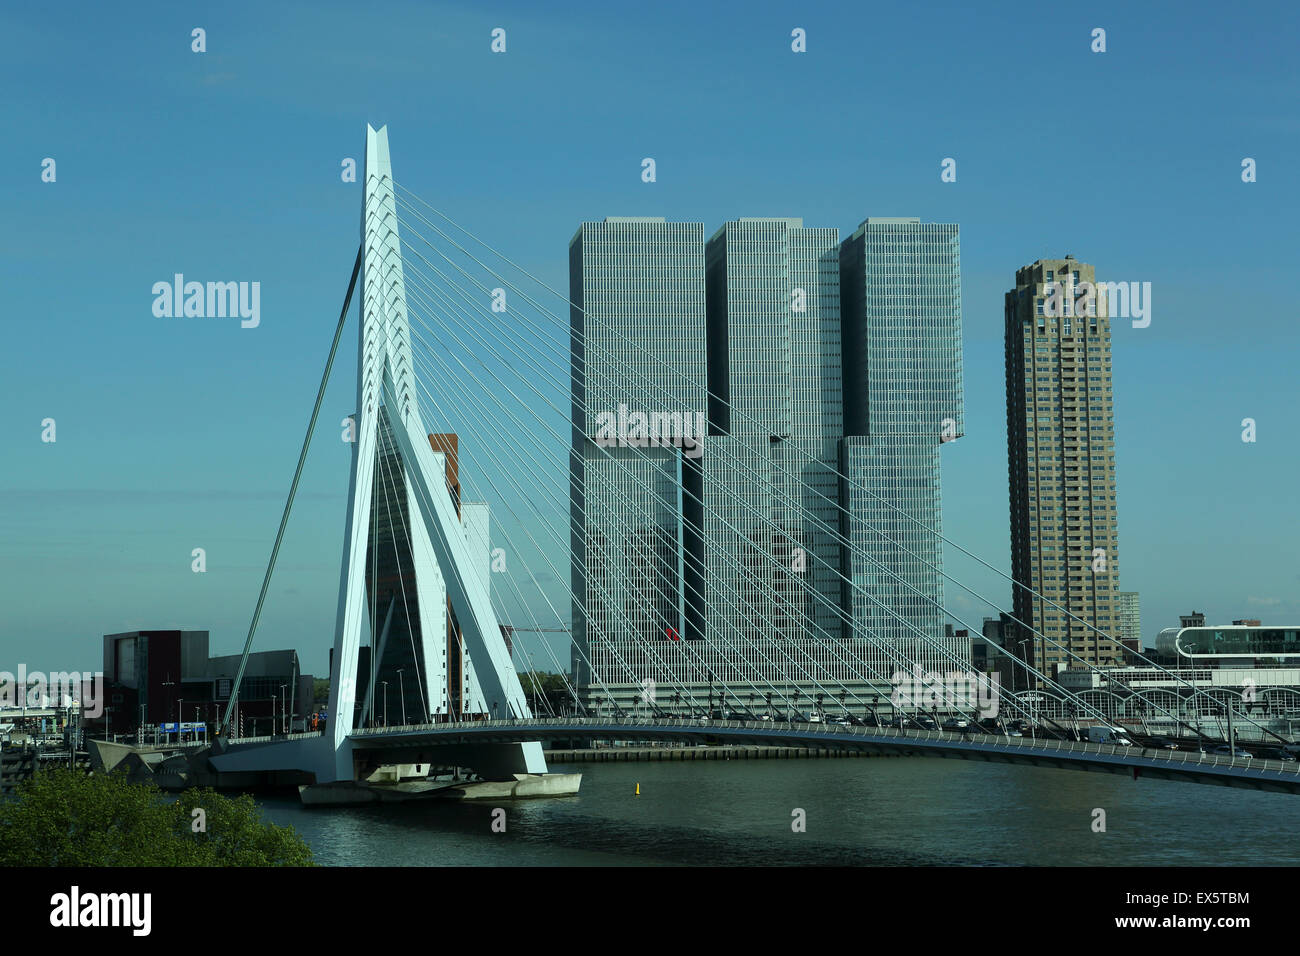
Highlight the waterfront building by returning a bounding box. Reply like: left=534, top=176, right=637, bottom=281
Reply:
left=1005, top=256, right=1123, bottom=681
left=570, top=216, right=965, bottom=715
left=98, top=630, right=311, bottom=737
left=840, top=218, right=965, bottom=677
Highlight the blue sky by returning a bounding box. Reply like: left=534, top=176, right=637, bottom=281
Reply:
left=2, top=0, right=1298, bottom=677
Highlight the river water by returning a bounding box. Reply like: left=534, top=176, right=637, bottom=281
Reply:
left=257, top=756, right=1299, bottom=866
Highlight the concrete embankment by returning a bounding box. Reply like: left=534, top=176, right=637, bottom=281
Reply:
left=544, top=744, right=902, bottom=762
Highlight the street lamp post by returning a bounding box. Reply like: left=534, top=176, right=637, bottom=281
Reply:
left=380, top=682, right=388, bottom=727
left=279, top=685, right=287, bottom=735
left=289, top=656, right=297, bottom=734
left=162, top=676, right=177, bottom=743
left=397, top=668, right=407, bottom=725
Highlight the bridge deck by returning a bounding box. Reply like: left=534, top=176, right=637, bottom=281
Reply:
left=339, top=716, right=1300, bottom=794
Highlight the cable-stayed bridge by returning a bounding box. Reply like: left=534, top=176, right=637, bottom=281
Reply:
left=203, top=126, right=1293, bottom=799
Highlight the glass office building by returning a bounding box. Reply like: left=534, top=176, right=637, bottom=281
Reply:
left=569, top=219, right=708, bottom=698
left=839, top=219, right=966, bottom=677
left=570, top=216, right=966, bottom=714
left=687, top=220, right=844, bottom=654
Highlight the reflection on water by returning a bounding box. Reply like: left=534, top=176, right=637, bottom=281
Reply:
left=257, top=757, right=1300, bottom=866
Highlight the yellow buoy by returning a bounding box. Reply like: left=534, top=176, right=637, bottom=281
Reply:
left=635, top=782, right=640, bottom=795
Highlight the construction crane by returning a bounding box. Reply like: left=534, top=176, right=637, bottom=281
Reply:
left=498, top=624, right=570, bottom=655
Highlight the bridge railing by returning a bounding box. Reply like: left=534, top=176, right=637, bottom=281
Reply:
left=347, top=716, right=1300, bottom=777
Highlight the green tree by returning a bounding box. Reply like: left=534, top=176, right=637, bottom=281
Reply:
left=518, top=670, right=572, bottom=714
left=313, top=677, right=330, bottom=705
left=0, top=769, right=313, bottom=866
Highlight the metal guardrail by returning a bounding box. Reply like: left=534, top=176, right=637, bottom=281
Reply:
left=225, top=730, right=324, bottom=746
left=346, top=716, right=1300, bottom=779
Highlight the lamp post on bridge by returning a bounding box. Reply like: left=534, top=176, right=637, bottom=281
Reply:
left=397, top=668, right=407, bottom=725
left=380, top=682, right=388, bottom=727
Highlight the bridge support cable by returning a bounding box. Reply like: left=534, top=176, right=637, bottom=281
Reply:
left=397, top=352, right=678, bottom=717
left=398, top=262, right=873, bottom=719
left=392, top=203, right=1047, bottom=712
left=394, top=307, right=735, bottom=717
left=395, top=242, right=1021, bottom=724
left=402, top=316, right=800, bottom=721
left=373, top=335, right=576, bottom=720
left=219, top=246, right=363, bottom=737
left=371, top=438, right=431, bottom=723
left=367, top=438, right=380, bottom=726
left=398, top=263, right=794, bottom=706
left=391, top=223, right=1089, bottom=730
left=388, top=195, right=1228, bottom=738
left=368, top=363, right=603, bottom=715
left=393, top=215, right=1042, bottom=725
left=397, top=265, right=812, bottom=717
left=394, top=216, right=1037, bottom=727
left=392, top=186, right=1254, bottom=739
left=396, top=249, right=977, bottom=723
left=372, top=371, right=635, bottom=718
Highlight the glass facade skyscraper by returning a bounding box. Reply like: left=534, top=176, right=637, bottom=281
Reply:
left=684, top=220, right=849, bottom=695
left=839, top=219, right=966, bottom=677
left=570, top=215, right=965, bottom=715
left=569, top=219, right=707, bottom=699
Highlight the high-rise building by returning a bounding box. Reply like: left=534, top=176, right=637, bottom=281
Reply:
left=1005, top=256, right=1122, bottom=680
left=840, top=219, right=965, bottom=677
left=569, top=215, right=964, bottom=714
left=686, top=218, right=843, bottom=649
left=569, top=218, right=708, bottom=701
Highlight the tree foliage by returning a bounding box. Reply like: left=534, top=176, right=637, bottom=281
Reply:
left=0, top=769, right=314, bottom=866
left=519, top=670, right=573, bottom=714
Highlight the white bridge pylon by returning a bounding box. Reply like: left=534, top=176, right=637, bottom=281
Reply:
left=324, top=124, right=545, bottom=782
